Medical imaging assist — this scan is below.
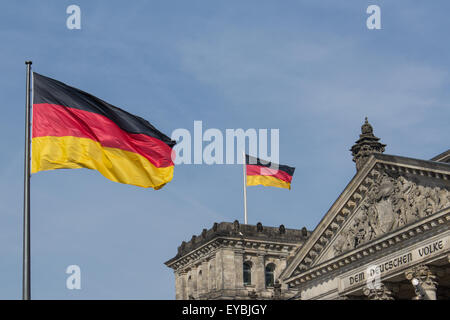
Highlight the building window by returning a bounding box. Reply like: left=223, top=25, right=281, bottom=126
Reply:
left=187, top=275, right=193, bottom=298
left=243, top=261, right=252, bottom=285
left=197, top=269, right=203, bottom=293
left=265, top=263, right=275, bottom=287
left=209, top=264, right=215, bottom=290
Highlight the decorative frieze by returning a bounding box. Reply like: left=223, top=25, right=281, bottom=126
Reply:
left=333, top=172, right=449, bottom=256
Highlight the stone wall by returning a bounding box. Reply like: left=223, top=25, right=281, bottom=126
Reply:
left=166, top=221, right=309, bottom=300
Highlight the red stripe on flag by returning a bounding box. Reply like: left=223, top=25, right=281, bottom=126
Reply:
left=246, top=164, right=293, bottom=183
left=32, top=103, right=174, bottom=168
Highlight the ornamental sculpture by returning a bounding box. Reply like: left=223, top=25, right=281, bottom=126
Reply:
left=363, top=283, right=395, bottom=300
left=333, top=173, right=449, bottom=255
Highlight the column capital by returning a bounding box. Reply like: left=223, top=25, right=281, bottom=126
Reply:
left=405, top=265, right=438, bottom=290
left=363, top=283, right=395, bottom=300
left=405, top=264, right=439, bottom=300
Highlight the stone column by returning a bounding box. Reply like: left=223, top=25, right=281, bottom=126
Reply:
left=175, top=270, right=187, bottom=300
left=234, top=250, right=244, bottom=290
left=222, top=248, right=236, bottom=290
left=255, top=254, right=265, bottom=291
left=405, top=265, right=438, bottom=300
left=215, top=250, right=224, bottom=291
left=277, top=258, right=287, bottom=283
left=201, top=261, right=208, bottom=296
left=190, top=266, right=198, bottom=299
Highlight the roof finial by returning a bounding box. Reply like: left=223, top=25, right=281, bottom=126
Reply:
left=361, top=117, right=373, bottom=135
left=350, top=117, right=386, bottom=171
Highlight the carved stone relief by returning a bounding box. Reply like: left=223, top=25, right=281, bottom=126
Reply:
left=363, top=283, right=395, bottom=300
left=333, top=172, right=449, bottom=256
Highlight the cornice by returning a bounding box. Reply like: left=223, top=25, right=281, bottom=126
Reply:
left=167, top=236, right=301, bottom=271
left=430, top=149, right=450, bottom=163
left=284, top=207, right=449, bottom=286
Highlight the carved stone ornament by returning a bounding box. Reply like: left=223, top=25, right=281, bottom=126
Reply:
left=405, top=265, right=438, bottom=291
left=256, top=222, right=263, bottom=232
left=301, top=227, right=308, bottom=238
left=333, top=173, right=449, bottom=256
left=363, top=283, right=395, bottom=300
left=272, top=280, right=282, bottom=300
left=350, top=118, right=386, bottom=171
left=233, top=220, right=240, bottom=232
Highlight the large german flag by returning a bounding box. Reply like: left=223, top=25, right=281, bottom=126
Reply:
left=245, top=155, right=295, bottom=190
left=32, top=73, right=176, bottom=189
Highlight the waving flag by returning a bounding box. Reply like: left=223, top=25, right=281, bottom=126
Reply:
left=32, top=73, right=176, bottom=189
left=245, top=154, right=295, bottom=190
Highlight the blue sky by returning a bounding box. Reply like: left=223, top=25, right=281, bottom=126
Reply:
left=0, top=1, right=449, bottom=299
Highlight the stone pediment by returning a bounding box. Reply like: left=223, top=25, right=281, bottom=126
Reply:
left=281, top=153, right=450, bottom=282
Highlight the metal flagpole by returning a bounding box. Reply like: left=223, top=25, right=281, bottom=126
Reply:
left=243, top=151, right=248, bottom=224
left=23, top=61, right=32, bottom=300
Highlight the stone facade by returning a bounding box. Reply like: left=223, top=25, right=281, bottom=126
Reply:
left=165, top=221, right=310, bottom=299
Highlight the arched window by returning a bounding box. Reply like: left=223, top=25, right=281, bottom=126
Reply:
left=187, top=274, right=193, bottom=298
left=243, top=261, right=252, bottom=286
left=197, top=269, right=203, bottom=293
left=209, top=264, right=215, bottom=290
left=265, top=263, right=275, bottom=287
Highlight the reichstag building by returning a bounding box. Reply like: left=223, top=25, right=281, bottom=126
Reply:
left=165, top=119, right=450, bottom=300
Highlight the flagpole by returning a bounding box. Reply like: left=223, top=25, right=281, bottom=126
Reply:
left=243, top=151, right=248, bottom=224
left=23, top=61, right=32, bottom=300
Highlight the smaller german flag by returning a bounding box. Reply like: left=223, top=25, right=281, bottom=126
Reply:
left=245, top=155, right=295, bottom=190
